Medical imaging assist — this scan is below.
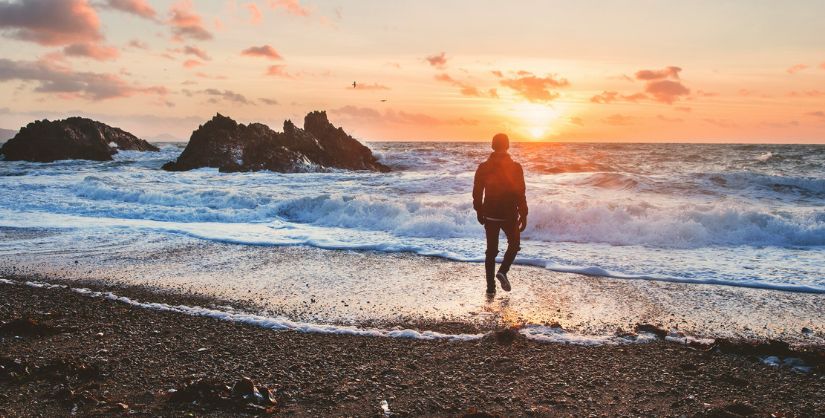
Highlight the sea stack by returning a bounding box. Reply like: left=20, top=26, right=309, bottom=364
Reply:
left=162, top=111, right=390, bottom=173
left=0, top=117, right=159, bottom=162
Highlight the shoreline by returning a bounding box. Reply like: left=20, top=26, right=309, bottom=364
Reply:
left=2, top=276, right=824, bottom=417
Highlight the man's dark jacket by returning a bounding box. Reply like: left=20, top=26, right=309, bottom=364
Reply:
left=473, top=151, right=528, bottom=222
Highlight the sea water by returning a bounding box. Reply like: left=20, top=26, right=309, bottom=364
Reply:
left=0, top=142, right=823, bottom=293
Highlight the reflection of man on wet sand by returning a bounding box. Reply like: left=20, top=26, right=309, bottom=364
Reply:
left=472, top=133, right=528, bottom=295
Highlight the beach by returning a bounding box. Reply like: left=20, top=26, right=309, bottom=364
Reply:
left=3, top=274, right=825, bottom=417
left=1, top=142, right=824, bottom=416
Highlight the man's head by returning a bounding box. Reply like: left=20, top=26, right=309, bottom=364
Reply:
left=491, top=133, right=509, bottom=151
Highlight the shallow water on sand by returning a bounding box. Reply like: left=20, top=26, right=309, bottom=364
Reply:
left=1, top=227, right=822, bottom=345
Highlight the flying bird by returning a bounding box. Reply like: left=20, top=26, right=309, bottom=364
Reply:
left=380, top=99, right=387, bottom=102
left=352, top=81, right=357, bottom=88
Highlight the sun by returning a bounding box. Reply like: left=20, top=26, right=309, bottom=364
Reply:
left=511, top=102, right=563, bottom=140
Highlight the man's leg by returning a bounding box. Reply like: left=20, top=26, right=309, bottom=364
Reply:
left=498, top=221, right=521, bottom=275
left=484, top=222, right=500, bottom=291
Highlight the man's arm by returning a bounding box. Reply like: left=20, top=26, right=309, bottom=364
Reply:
left=517, top=164, right=528, bottom=218
left=517, top=164, right=528, bottom=231
left=472, top=164, right=485, bottom=223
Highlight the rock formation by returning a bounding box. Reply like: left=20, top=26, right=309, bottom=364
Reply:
left=162, top=111, right=389, bottom=173
left=0, top=117, right=158, bottom=162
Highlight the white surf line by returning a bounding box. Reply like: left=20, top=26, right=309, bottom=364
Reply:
left=1, top=278, right=697, bottom=346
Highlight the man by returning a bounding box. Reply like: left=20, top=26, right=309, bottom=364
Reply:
left=472, top=133, right=528, bottom=294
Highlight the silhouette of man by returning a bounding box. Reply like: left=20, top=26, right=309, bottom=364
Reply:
left=473, top=133, right=527, bottom=294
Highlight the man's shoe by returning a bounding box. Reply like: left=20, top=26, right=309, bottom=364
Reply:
left=496, top=272, right=511, bottom=292
left=486, top=286, right=496, bottom=295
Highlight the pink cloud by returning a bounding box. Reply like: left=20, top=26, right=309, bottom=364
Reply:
left=63, top=43, right=120, bottom=61
left=590, top=91, right=647, bottom=104
left=183, top=45, right=210, bottom=60
left=331, top=106, right=478, bottom=126
left=604, top=114, right=633, bottom=126
left=787, top=90, right=825, bottom=97
left=786, top=64, right=808, bottom=74
left=0, top=0, right=102, bottom=46
left=0, top=58, right=166, bottom=100
left=635, top=66, right=681, bottom=80
left=182, top=59, right=203, bottom=68
left=351, top=82, right=390, bottom=91
left=265, top=65, right=295, bottom=78
left=499, top=71, right=569, bottom=102
left=434, top=73, right=492, bottom=98
left=242, top=45, right=283, bottom=60
left=425, top=52, right=448, bottom=68
left=246, top=3, right=263, bottom=25
left=645, top=80, right=690, bottom=104
left=806, top=111, right=825, bottom=119
left=656, top=114, right=683, bottom=123
left=169, top=0, right=212, bottom=41
left=194, top=72, right=227, bottom=80
left=268, top=0, right=311, bottom=17
left=105, top=0, right=157, bottom=20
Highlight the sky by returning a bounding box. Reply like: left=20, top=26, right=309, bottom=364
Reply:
left=0, top=0, right=824, bottom=143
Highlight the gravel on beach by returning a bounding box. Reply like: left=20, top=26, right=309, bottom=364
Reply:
left=1, top=277, right=824, bottom=417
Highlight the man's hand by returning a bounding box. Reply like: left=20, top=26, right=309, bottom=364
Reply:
left=476, top=212, right=485, bottom=225
left=518, top=215, right=527, bottom=232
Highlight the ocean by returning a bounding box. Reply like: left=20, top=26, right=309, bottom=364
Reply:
left=1, top=142, right=823, bottom=294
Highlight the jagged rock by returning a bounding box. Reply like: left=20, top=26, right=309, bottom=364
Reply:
left=162, top=111, right=389, bottom=173
left=0, top=117, right=158, bottom=162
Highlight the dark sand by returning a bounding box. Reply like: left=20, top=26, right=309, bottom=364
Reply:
left=1, top=277, right=824, bottom=417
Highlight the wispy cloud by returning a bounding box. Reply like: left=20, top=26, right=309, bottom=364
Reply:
left=0, top=58, right=166, bottom=100
left=425, top=52, right=448, bottom=69
left=169, top=0, right=212, bottom=41
left=786, top=63, right=809, bottom=74
left=241, top=45, right=283, bottom=60
left=499, top=71, right=569, bottom=102
left=104, top=0, right=157, bottom=21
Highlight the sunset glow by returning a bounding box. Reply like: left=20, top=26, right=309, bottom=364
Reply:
left=0, top=0, right=823, bottom=143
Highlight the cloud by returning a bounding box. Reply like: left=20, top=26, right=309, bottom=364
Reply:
left=182, top=59, right=203, bottom=69
left=127, top=39, right=149, bottom=49
left=425, top=52, right=448, bottom=68
left=603, top=114, right=632, bottom=126
left=568, top=116, right=583, bottom=126
left=0, top=58, right=166, bottom=100
left=590, top=91, right=647, bottom=104
left=786, top=64, right=808, bottom=74
left=806, top=111, right=825, bottom=119
left=351, top=82, right=390, bottom=91
left=194, top=72, right=227, bottom=80
left=265, top=65, right=294, bottom=78
left=63, top=43, right=120, bottom=61
left=104, top=0, right=157, bottom=20
left=331, top=105, right=478, bottom=126
left=200, top=88, right=252, bottom=105
left=434, top=73, right=490, bottom=97
left=704, top=118, right=738, bottom=128
left=169, top=0, right=212, bottom=41
left=183, top=45, right=210, bottom=60
left=644, top=79, right=690, bottom=104
left=259, top=98, right=278, bottom=105
left=788, top=90, right=825, bottom=98
left=821, top=62, right=825, bottom=70
left=635, top=66, right=681, bottom=80
left=241, top=45, right=283, bottom=60
left=675, top=106, right=692, bottom=112
left=499, top=71, right=569, bottom=102
left=245, top=3, right=263, bottom=24
left=656, top=114, right=683, bottom=123
left=0, top=0, right=102, bottom=46
left=268, top=0, right=311, bottom=17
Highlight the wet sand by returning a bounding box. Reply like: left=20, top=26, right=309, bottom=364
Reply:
left=1, top=227, right=823, bottom=345
left=2, top=279, right=824, bottom=417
